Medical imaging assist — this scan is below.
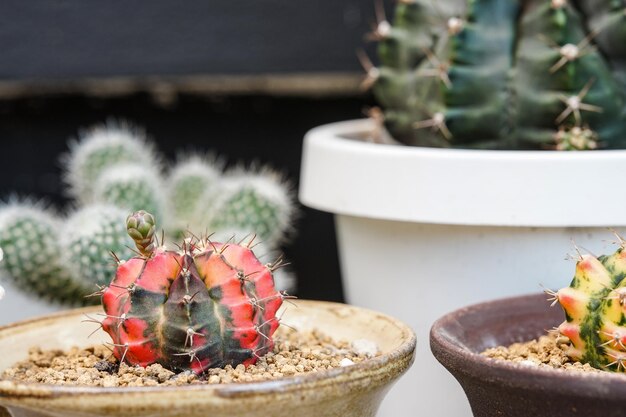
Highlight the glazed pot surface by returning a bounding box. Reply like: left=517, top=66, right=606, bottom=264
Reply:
left=300, top=119, right=626, bottom=227
left=431, top=293, right=626, bottom=417
left=0, top=300, right=415, bottom=417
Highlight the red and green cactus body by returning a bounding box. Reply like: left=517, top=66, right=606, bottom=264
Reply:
left=554, top=243, right=626, bottom=371
left=101, top=211, right=284, bottom=374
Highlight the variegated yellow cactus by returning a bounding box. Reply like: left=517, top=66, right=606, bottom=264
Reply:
left=552, top=238, right=626, bottom=370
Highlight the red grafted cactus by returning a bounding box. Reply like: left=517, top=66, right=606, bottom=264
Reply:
left=101, top=210, right=285, bottom=374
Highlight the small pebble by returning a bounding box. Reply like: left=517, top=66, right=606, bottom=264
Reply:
left=340, top=358, right=355, bottom=367
left=94, top=360, right=118, bottom=374
left=351, top=339, right=379, bottom=357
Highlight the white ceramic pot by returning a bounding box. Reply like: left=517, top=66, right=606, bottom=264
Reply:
left=299, top=119, right=626, bottom=417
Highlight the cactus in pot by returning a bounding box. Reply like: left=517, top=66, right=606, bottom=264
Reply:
left=367, top=0, right=626, bottom=149
left=550, top=237, right=626, bottom=371
left=100, top=211, right=286, bottom=373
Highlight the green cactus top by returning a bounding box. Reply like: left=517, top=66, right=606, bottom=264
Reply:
left=372, top=0, right=626, bottom=149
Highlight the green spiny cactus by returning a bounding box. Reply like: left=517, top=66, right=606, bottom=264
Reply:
left=0, top=201, right=94, bottom=305
left=551, top=239, right=626, bottom=370
left=93, top=164, right=166, bottom=221
left=369, top=0, right=626, bottom=150
left=60, top=204, right=135, bottom=288
left=165, top=154, right=222, bottom=235
left=63, top=120, right=160, bottom=201
left=204, top=168, right=295, bottom=247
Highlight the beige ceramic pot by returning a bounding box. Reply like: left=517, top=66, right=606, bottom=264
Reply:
left=0, top=300, right=415, bottom=417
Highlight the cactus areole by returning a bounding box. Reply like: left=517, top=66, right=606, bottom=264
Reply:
left=553, top=239, right=626, bottom=371
left=101, top=210, right=284, bottom=374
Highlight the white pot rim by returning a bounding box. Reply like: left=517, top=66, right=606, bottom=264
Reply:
left=299, top=119, right=626, bottom=227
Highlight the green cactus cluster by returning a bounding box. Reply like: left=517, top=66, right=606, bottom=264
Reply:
left=368, top=0, right=626, bottom=150
left=0, top=122, right=296, bottom=306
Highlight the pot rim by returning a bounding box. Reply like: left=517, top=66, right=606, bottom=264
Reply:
left=299, top=119, right=626, bottom=227
left=430, top=293, right=626, bottom=398
left=0, top=299, right=416, bottom=399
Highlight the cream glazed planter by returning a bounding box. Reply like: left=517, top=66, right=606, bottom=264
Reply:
left=299, top=119, right=626, bottom=417
left=0, top=300, right=415, bottom=417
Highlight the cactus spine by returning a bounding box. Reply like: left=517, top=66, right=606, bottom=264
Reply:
left=101, top=211, right=285, bottom=373
left=370, top=0, right=626, bottom=149
left=552, top=239, right=626, bottom=370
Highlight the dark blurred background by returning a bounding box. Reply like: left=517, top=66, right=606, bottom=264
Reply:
left=0, top=1, right=385, bottom=302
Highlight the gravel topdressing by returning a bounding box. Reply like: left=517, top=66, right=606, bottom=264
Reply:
left=481, top=332, right=601, bottom=373
left=1, top=329, right=380, bottom=387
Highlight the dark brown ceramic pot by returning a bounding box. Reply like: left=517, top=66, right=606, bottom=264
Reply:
left=430, top=293, right=626, bottom=417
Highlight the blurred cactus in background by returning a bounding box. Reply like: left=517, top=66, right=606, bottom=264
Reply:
left=0, top=248, right=4, bottom=300
left=165, top=154, right=222, bottom=236
left=0, top=200, right=92, bottom=305
left=92, top=164, right=166, bottom=221
left=365, top=0, right=626, bottom=150
left=63, top=122, right=161, bottom=202
left=192, top=167, right=295, bottom=248
left=60, top=204, right=135, bottom=289
left=0, top=121, right=297, bottom=307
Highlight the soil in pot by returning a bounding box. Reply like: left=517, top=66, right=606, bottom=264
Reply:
left=1, top=327, right=379, bottom=387
left=481, top=332, right=600, bottom=373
